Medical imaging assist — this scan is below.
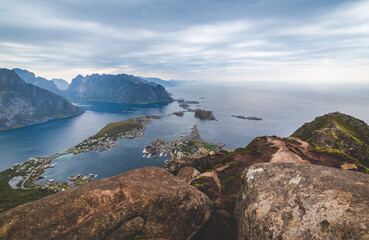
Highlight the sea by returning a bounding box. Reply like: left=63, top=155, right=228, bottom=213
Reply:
left=1, top=81, right=369, bottom=183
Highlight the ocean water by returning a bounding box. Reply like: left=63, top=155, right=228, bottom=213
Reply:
left=1, top=82, right=369, bottom=182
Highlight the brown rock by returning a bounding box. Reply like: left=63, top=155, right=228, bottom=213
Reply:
left=176, top=166, right=201, bottom=184
left=236, top=163, right=369, bottom=240
left=0, top=167, right=212, bottom=240
left=341, top=163, right=358, bottom=170
left=214, top=165, right=230, bottom=173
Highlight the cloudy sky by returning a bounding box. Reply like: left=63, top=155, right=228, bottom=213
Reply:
left=1, top=0, right=368, bottom=83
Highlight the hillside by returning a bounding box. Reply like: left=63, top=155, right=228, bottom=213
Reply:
left=67, top=73, right=173, bottom=104
left=291, top=112, right=369, bottom=168
left=0, top=68, right=83, bottom=130
left=12, top=68, right=61, bottom=95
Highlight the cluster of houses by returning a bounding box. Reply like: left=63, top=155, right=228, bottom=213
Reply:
left=68, top=173, right=98, bottom=185
left=40, top=179, right=68, bottom=192
left=71, top=128, right=144, bottom=154
left=146, top=138, right=219, bottom=160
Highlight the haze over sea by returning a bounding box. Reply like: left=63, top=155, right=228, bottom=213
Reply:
left=1, top=81, right=368, bottom=182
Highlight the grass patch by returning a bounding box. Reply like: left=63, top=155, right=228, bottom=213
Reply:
left=92, top=120, right=143, bottom=138
left=0, top=169, right=51, bottom=213
left=229, top=194, right=238, bottom=199
left=204, top=144, right=218, bottom=151
left=220, top=172, right=242, bottom=192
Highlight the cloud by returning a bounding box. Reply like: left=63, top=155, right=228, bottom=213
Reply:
left=0, top=0, right=368, bottom=82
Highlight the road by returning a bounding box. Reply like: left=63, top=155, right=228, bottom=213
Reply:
left=21, top=152, right=71, bottom=189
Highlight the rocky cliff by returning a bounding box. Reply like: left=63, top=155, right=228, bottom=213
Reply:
left=67, top=73, right=173, bottom=104
left=236, top=163, right=369, bottom=240
left=292, top=112, right=369, bottom=171
left=165, top=135, right=367, bottom=239
left=0, top=68, right=83, bottom=130
left=0, top=167, right=212, bottom=240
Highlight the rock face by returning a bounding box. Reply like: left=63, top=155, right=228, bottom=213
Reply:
left=292, top=112, right=369, bottom=170
left=236, top=163, right=369, bottom=240
left=168, top=135, right=366, bottom=240
left=12, top=68, right=61, bottom=95
left=0, top=68, right=83, bottom=130
left=176, top=166, right=201, bottom=184
left=67, top=73, right=173, bottom=104
left=0, top=167, right=212, bottom=240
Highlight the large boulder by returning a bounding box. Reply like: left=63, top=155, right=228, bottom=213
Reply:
left=0, top=167, right=212, bottom=240
left=236, top=163, right=369, bottom=240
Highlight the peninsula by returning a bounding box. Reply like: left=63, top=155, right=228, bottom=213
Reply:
left=0, top=115, right=161, bottom=211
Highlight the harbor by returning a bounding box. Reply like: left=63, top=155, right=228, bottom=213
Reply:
left=141, top=125, right=224, bottom=163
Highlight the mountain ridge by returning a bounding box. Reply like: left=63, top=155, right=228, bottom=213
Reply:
left=67, top=73, right=173, bottom=104
left=0, top=68, right=83, bottom=131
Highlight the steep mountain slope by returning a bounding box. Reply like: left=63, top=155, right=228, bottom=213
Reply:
left=12, top=68, right=61, bottom=95
left=67, top=74, right=173, bottom=104
left=52, top=78, right=69, bottom=90
left=291, top=112, right=369, bottom=168
left=0, top=68, right=83, bottom=130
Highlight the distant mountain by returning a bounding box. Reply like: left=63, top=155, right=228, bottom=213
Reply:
left=67, top=73, right=173, bottom=104
left=12, top=68, right=60, bottom=95
left=0, top=69, right=83, bottom=130
left=138, top=77, right=181, bottom=87
left=52, top=78, right=69, bottom=90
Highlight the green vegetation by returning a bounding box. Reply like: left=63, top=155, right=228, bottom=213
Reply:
left=204, top=144, right=218, bottom=151
left=220, top=172, right=242, bottom=192
left=292, top=112, right=369, bottom=169
left=314, top=145, right=369, bottom=174
left=229, top=194, right=238, bottom=199
left=0, top=168, right=51, bottom=213
left=93, top=120, right=143, bottom=138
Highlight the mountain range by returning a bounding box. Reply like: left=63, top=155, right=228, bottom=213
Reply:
left=12, top=68, right=61, bottom=94
left=0, top=68, right=83, bottom=130
left=66, top=73, right=173, bottom=104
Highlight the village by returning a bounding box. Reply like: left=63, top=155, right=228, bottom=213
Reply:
left=142, top=125, right=224, bottom=162
left=68, top=116, right=159, bottom=154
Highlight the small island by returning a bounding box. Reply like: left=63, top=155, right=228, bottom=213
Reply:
left=172, top=111, right=185, bottom=117
left=231, top=115, right=262, bottom=121
left=177, top=99, right=200, bottom=104
left=194, top=109, right=216, bottom=121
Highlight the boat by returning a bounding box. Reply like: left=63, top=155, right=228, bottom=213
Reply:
left=159, top=152, right=163, bottom=157
left=164, top=160, right=169, bottom=163
left=147, top=154, right=152, bottom=158
left=143, top=154, right=147, bottom=158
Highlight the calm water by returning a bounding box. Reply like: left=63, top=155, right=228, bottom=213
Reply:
left=1, top=82, right=369, bottom=182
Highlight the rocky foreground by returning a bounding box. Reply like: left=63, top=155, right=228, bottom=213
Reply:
left=0, top=167, right=212, bottom=240
left=0, top=112, right=369, bottom=239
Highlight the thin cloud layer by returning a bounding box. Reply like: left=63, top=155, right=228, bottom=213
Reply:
left=0, top=0, right=368, bottom=82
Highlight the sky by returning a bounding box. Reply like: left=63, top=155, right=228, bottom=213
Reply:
left=0, top=0, right=368, bottom=83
